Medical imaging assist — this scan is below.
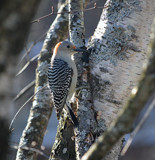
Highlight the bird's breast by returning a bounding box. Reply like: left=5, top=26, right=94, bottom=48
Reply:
left=67, top=60, right=77, bottom=101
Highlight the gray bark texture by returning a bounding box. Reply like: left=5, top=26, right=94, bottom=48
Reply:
left=86, top=0, right=155, bottom=159
left=81, top=18, right=155, bottom=160
left=69, top=0, right=99, bottom=160
left=0, top=0, right=41, bottom=159
left=16, top=2, right=69, bottom=160
left=15, top=0, right=155, bottom=159
left=50, top=1, right=99, bottom=160
left=50, top=113, right=76, bottom=160
left=51, top=0, right=155, bottom=159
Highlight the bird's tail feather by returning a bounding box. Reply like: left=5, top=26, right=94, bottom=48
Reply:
left=66, top=104, right=79, bottom=127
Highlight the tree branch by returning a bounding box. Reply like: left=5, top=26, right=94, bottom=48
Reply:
left=31, top=2, right=103, bottom=24
left=13, top=80, right=35, bottom=101
left=121, top=95, right=155, bottom=156
left=49, top=2, right=77, bottom=160
left=81, top=19, right=155, bottom=160
left=86, top=0, right=155, bottom=159
left=50, top=113, right=76, bottom=160
left=16, top=2, right=69, bottom=160
left=69, top=0, right=98, bottom=159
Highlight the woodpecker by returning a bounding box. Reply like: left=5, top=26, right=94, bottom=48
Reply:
left=48, top=41, right=85, bottom=126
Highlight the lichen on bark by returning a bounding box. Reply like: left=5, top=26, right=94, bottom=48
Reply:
left=16, top=2, right=69, bottom=160
left=69, top=0, right=99, bottom=159
left=87, top=0, right=155, bottom=159
left=82, top=19, right=155, bottom=160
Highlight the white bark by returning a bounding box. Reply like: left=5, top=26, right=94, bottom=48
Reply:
left=82, top=18, right=155, bottom=160
left=88, top=0, right=155, bottom=159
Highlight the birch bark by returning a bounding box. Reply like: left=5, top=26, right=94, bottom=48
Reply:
left=87, top=0, right=155, bottom=159
left=82, top=18, right=155, bottom=160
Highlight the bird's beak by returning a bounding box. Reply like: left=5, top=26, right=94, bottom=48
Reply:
left=73, top=47, right=86, bottom=52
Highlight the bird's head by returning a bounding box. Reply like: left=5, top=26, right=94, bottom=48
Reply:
left=53, top=41, right=86, bottom=57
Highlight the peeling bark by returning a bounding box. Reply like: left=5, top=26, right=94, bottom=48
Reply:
left=16, top=2, right=69, bottom=160
left=81, top=18, right=155, bottom=160
left=87, top=0, right=155, bottom=159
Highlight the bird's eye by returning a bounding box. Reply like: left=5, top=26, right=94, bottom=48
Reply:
left=67, top=45, right=70, bottom=48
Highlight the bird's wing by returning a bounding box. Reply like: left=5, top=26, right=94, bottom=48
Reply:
left=48, top=59, right=73, bottom=119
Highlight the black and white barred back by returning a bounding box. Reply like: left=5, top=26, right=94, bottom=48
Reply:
left=48, top=58, right=73, bottom=119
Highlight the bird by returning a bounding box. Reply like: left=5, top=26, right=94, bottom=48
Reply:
left=48, top=41, right=85, bottom=127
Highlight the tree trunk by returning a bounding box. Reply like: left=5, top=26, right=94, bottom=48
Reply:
left=87, top=0, right=155, bottom=159
left=82, top=18, right=155, bottom=160
left=50, top=0, right=155, bottom=159
left=69, top=0, right=99, bottom=159
left=14, top=0, right=155, bottom=159
left=50, top=1, right=98, bottom=159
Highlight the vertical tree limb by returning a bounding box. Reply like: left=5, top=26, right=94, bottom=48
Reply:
left=81, top=19, right=155, bottom=160
left=69, top=0, right=98, bottom=159
left=50, top=114, right=76, bottom=160
left=87, top=0, right=155, bottom=159
left=16, top=2, right=69, bottom=160
left=69, top=0, right=85, bottom=47
left=50, top=1, right=94, bottom=160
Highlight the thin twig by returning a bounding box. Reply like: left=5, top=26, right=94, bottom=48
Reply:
left=18, top=31, right=47, bottom=66
left=18, top=43, right=34, bottom=66
left=16, top=54, right=39, bottom=76
left=9, top=85, right=47, bottom=130
left=121, top=95, right=155, bottom=156
left=24, top=43, right=30, bottom=64
left=31, top=5, right=104, bottom=23
left=10, top=143, right=49, bottom=159
left=13, top=80, right=35, bottom=101
left=86, top=0, right=99, bottom=6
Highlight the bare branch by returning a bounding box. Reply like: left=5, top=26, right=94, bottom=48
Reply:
left=81, top=19, right=155, bottom=160
left=18, top=31, right=47, bottom=66
left=13, top=80, right=35, bottom=101
left=121, top=95, right=155, bottom=156
left=16, top=1, right=69, bottom=159
left=31, top=3, right=104, bottom=23
left=16, top=54, right=39, bottom=76
left=10, top=143, right=49, bottom=159
left=50, top=113, right=76, bottom=160
left=69, top=0, right=98, bottom=159
left=10, top=85, right=47, bottom=130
